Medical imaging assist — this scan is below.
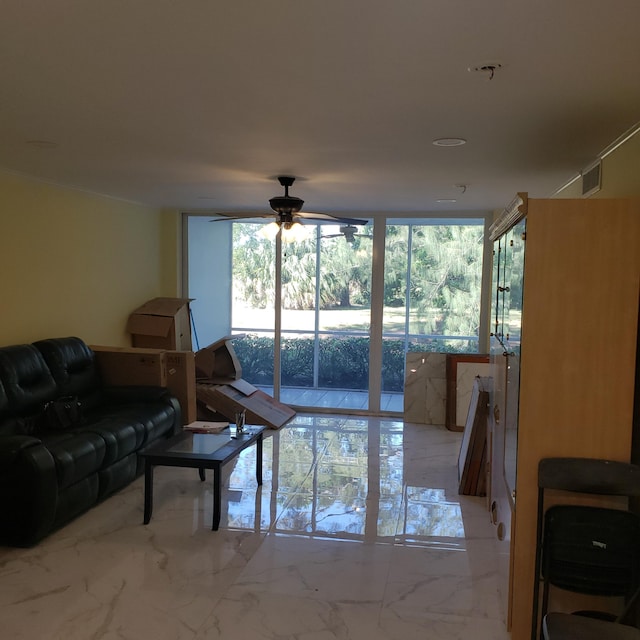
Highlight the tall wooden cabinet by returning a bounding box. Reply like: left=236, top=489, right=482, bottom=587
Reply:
left=488, top=196, right=640, bottom=639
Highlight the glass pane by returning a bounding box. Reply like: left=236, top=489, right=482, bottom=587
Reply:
left=281, top=332, right=314, bottom=387
left=381, top=219, right=484, bottom=401
left=318, top=225, right=373, bottom=333
left=382, top=224, right=409, bottom=338
left=231, top=331, right=274, bottom=386
left=408, top=223, right=484, bottom=348
left=231, top=222, right=276, bottom=334
left=381, top=338, right=406, bottom=393
left=169, top=433, right=231, bottom=455
left=281, top=233, right=317, bottom=332
left=319, top=335, right=369, bottom=390
left=230, top=222, right=276, bottom=387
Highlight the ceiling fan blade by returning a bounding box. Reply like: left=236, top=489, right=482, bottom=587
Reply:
left=296, top=211, right=368, bottom=225
left=209, top=212, right=275, bottom=222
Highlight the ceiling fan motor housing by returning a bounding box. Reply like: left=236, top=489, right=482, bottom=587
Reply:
left=269, top=195, right=304, bottom=215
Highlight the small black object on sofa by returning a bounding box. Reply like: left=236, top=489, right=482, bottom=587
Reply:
left=0, top=337, right=181, bottom=547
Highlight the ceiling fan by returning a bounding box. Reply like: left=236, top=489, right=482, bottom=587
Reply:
left=321, top=224, right=373, bottom=244
left=211, top=176, right=368, bottom=234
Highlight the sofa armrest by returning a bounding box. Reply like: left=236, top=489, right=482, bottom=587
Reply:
left=0, top=435, right=43, bottom=466
left=0, top=437, right=58, bottom=546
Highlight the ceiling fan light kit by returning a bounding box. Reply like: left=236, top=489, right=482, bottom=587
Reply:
left=213, top=176, right=368, bottom=242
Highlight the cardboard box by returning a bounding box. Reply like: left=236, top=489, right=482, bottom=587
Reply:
left=127, top=297, right=193, bottom=351
left=92, top=346, right=166, bottom=386
left=91, top=345, right=197, bottom=425
left=195, top=335, right=244, bottom=382
left=164, top=350, right=197, bottom=425
left=196, top=380, right=295, bottom=430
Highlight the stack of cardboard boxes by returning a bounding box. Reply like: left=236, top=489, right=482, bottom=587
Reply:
left=91, top=298, right=197, bottom=425
left=91, top=298, right=295, bottom=430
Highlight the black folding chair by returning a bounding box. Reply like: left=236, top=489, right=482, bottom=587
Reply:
left=532, top=458, right=640, bottom=640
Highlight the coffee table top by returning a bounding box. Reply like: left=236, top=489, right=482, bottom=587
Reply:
left=140, top=425, right=266, bottom=468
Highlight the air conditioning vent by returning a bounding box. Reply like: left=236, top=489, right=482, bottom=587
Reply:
left=581, top=161, right=601, bottom=197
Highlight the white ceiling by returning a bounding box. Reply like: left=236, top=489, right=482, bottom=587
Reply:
left=2, top=1, right=639, bottom=216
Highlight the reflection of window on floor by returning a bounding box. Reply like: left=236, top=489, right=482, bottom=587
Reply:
left=224, top=420, right=466, bottom=543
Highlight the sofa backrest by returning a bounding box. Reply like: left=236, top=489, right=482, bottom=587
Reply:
left=0, top=344, right=58, bottom=421
left=0, top=376, right=12, bottom=435
left=34, top=337, right=101, bottom=399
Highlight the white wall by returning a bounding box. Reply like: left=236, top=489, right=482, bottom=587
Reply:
left=186, top=215, right=233, bottom=348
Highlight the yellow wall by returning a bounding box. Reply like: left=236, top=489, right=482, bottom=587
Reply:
left=0, top=171, right=180, bottom=347
left=555, top=128, right=640, bottom=198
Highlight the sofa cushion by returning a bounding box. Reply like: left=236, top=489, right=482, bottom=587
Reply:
left=85, top=388, right=176, bottom=446
left=75, top=417, right=146, bottom=466
left=39, top=431, right=106, bottom=490
left=34, top=337, right=102, bottom=404
left=99, top=402, right=176, bottom=446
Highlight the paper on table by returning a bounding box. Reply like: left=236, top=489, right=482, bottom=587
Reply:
left=182, top=421, right=229, bottom=434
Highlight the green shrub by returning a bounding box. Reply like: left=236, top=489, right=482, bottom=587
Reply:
left=232, top=334, right=477, bottom=393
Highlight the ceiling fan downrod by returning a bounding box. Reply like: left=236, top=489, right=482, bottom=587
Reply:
left=269, top=176, right=304, bottom=216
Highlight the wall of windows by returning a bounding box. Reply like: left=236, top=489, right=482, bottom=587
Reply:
left=186, top=214, right=492, bottom=414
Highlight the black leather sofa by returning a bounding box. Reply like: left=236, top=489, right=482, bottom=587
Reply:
left=0, top=337, right=180, bottom=547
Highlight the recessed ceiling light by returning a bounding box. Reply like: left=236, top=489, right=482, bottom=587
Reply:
left=436, top=199, right=457, bottom=203
left=432, top=138, right=467, bottom=147
left=26, top=140, right=59, bottom=149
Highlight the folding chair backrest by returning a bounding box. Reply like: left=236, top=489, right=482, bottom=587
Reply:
left=542, top=505, right=640, bottom=596
left=532, top=458, right=640, bottom=640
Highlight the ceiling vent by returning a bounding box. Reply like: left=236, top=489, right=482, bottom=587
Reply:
left=581, top=160, right=602, bottom=197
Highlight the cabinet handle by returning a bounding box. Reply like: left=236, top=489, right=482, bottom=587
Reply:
left=498, top=286, right=510, bottom=292
left=494, top=404, right=500, bottom=423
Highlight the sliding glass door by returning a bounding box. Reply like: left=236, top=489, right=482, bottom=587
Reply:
left=229, top=221, right=374, bottom=410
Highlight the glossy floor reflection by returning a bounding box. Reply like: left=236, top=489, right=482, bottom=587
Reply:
left=0, top=415, right=510, bottom=640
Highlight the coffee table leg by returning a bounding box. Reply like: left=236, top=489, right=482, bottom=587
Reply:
left=212, top=464, right=221, bottom=531
left=144, top=463, right=154, bottom=524
left=256, top=433, right=263, bottom=485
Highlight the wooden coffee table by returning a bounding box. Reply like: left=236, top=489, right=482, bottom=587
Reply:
left=139, top=426, right=266, bottom=530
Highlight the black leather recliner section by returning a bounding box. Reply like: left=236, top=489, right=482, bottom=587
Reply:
left=0, top=337, right=181, bottom=546
left=0, top=370, right=58, bottom=546
left=0, top=344, right=59, bottom=432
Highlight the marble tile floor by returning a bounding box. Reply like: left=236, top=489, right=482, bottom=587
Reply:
left=0, top=414, right=510, bottom=640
